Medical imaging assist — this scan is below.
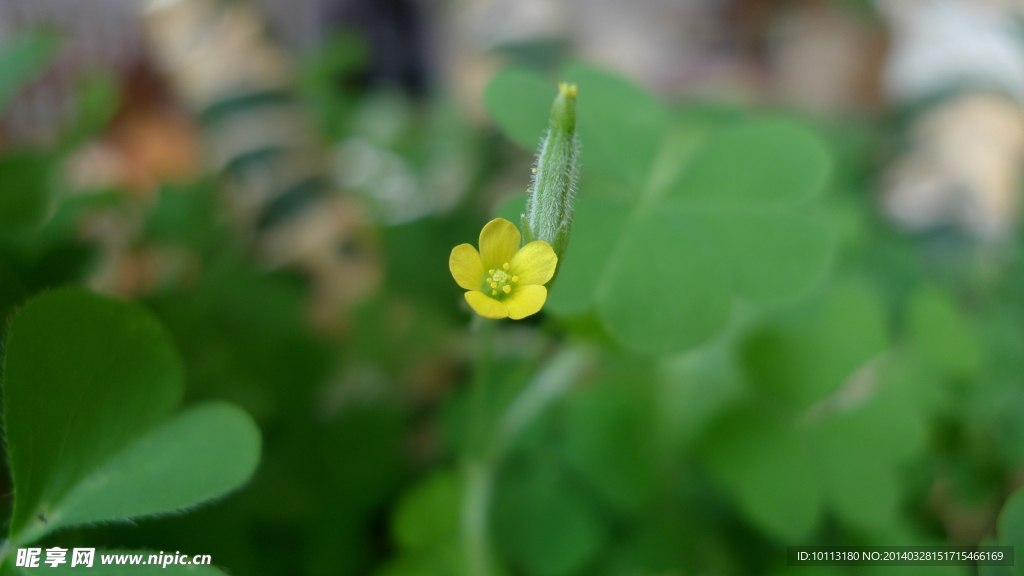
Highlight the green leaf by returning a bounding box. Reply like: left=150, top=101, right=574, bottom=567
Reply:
left=742, top=279, right=889, bottom=409
left=380, top=467, right=468, bottom=573
left=596, top=206, right=731, bottom=354
left=702, top=209, right=832, bottom=307
left=977, top=536, right=1014, bottom=576
left=667, top=118, right=830, bottom=206
left=906, top=286, right=982, bottom=377
left=392, top=470, right=461, bottom=551
left=700, top=406, right=821, bottom=541
left=484, top=67, right=555, bottom=150
left=562, top=63, right=668, bottom=189
left=0, top=255, right=30, bottom=331
left=376, top=545, right=464, bottom=576
left=2, top=289, right=261, bottom=545
left=61, top=74, right=121, bottom=150
left=0, top=30, right=59, bottom=113
left=702, top=359, right=929, bottom=542
left=0, top=152, right=52, bottom=230
left=16, top=550, right=226, bottom=575
left=146, top=182, right=218, bottom=248
left=4, top=289, right=184, bottom=543
left=41, top=402, right=260, bottom=535
left=808, top=408, right=901, bottom=531
left=495, top=462, right=607, bottom=576
left=997, top=489, right=1024, bottom=576
left=545, top=196, right=630, bottom=315
left=562, top=381, right=657, bottom=512
left=657, top=332, right=746, bottom=449
left=560, top=113, right=831, bottom=354
left=379, top=470, right=465, bottom=576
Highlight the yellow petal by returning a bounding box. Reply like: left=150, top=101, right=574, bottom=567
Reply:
left=450, top=244, right=484, bottom=291
left=504, top=285, right=547, bottom=320
left=465, top=291, right=509, bottom=319
left=509, top=241, right=558, bottom=285
left=479, top=218, right=521, bottom=268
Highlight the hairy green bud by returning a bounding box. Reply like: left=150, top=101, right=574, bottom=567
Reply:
left=523, top=82, right=580, bottom=264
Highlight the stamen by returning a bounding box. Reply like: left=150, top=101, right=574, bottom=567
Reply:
left=486, top=277, right=492, bottom=283
left=503, top=285, right=511, bottom=294
left=502, top=263, right=509, bottom=270
left=511, top=276, right=518, bottom=282
left=490, top=282, right=498, bottom=289
left=489, top=269, right=495, bottom=275
left=492, top=290, right=497, bottom=295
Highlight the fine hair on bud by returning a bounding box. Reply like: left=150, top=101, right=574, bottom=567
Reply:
left=524, top=82, right=580, bottom=264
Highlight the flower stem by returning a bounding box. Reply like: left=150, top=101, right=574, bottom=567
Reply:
left=489, top=343, right=594, bottom=462
left=467, top=317, right=495, bottom=456
left=461, top=459, right=494, bottom=576
left=461, top=317, right=496, bottom=576
left=459, top=325, right=594, bottom=576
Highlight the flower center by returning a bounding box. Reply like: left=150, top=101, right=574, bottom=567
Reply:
left=486, top=263, right=519, bottom=297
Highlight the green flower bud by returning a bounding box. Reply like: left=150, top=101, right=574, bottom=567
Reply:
left=523, top=82, right=580, bottom=264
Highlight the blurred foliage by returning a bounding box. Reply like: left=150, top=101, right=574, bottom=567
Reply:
left=4, top=21, right=1024, bottom=576
left=0, top=30, right=59, bottom=113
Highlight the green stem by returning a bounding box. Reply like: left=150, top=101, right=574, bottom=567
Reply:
left=489, top=343, right=594, bottom=462
left=461, top=317, right=496, bottom=576
left=467, top=317, right=495, bottom=456
left=461, top=459, right=493, bottom=576
left=459, top=325, right=594, bottom=576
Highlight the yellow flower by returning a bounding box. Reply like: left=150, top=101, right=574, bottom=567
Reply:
left=449, top=218, right=558, bottom=320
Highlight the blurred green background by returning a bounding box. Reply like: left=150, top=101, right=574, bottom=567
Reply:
left=3, top=0, right=1024, bottom=575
